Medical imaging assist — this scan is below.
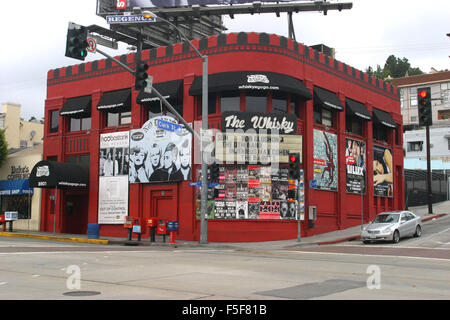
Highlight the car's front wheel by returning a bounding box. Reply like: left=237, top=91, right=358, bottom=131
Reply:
left=414, top=225, right=422, bottom=237
left=392, top=230, right=400, bottom=244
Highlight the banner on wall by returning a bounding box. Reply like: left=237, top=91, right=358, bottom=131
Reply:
left=373, top=145, right=393, bottom=198
left=98, top=131, right=130, bottom=224
left=313, top=129, right=338, bottom=191
left=345, top=138, right=366, bottom=194
left=129, top=114, right=192, bottom=183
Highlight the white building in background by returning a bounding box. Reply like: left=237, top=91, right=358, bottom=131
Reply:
left=0, top=102, right=43, bottom=150
left=391, top=70, right=450, bottom=127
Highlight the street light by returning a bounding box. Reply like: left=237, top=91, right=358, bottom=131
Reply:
left=143, top=10, right=210, bottom=244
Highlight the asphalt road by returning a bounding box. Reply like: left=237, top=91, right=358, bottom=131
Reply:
left=0, top=230, right=449, bottom=301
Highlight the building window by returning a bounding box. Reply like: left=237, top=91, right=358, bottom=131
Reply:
left=410, top=116, right=417, bottom=122
left=66, top=154, right=90, bottom=167
left=220, top=92, right=241, bottom=113
left=107, top=111, right=131, bottom=127
left=314, top=105, right=334, bottom=127
left=50, top=110, right=59, bottom=133
left=245, top=94, right=268, bottom=113
left=346, top=115, right=363, bottom=135
left=208, top=94, right=217, bottom=114
left=272, top=95, right=288, bottom=114
left=407, top=141, right=423, bottom=152
left=438, top=110, right=450, bottom=120
left=70, top=117, right=91, bottom=132
left=373, top=123, right=388, bottom=143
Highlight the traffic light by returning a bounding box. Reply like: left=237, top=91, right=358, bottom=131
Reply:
left=65, top=23, right=88, bottom=61
left=209, top=163, right=220, bottom=183
left=288, top=153, right=300, bottom=180
left=135, top=57, right=149, bottom=91
left=417, top=87, right=432, bottom=126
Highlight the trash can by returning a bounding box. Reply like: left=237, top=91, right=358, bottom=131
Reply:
left=87, top=224, right=100, bottom=239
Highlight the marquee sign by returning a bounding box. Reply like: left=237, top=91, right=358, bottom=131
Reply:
left=215, top=132, right=302, bottom=164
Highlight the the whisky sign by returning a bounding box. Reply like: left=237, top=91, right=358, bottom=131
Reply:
left=222, top=112, right=297, bottom=135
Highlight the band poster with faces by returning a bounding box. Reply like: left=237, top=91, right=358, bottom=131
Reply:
left=195, top=164, right=302, bottom=220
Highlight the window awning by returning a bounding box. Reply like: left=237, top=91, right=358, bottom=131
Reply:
left=29, top=160, right=89, bottom=188
left=137, top=79, right=183, bottom=105
left=189, top=71, right=312, bottom=100
left=0, top=179, right=33, bottom=196
left=313, top=86, right=343, bottom=111
left=97, top=89, right=131, bottom=113
left=372, top=108, right=397, bottom=128
left=346, top=98, right=372, bottom=121
left=60, top=96, right=91, bottom=118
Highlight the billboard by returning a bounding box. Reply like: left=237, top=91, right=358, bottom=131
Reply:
left=124, top=1, right=296, bottom=10
left=313, top=129, right=338, bottom=191
left=98, top=131, right=130, bottom=224
left=373, top=145, right=393, bottom=198
left=129, top=114, right=192, bottom=183
left=345, top=138, right=366, bottom=194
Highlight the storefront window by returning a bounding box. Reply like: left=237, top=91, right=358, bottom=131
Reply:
left=1, top=195, right=30, bottom=219
left=50, top=110, right=59, bottom=133
left=246, top=95, right=267, bottom=113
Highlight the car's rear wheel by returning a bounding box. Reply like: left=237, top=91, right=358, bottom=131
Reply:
left=414, top=225, right=422, bottom=237
left=392, top=230, right=400, bottom=243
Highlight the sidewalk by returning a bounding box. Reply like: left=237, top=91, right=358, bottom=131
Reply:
left=0, top=203, right=448, bottom=250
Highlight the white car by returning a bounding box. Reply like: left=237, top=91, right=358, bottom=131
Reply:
left=360, top=211, right=422, bottom=244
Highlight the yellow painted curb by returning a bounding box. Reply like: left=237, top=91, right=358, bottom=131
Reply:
left=0, top=232, right=109, bottom=245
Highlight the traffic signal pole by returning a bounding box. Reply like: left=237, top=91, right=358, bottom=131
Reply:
left=426, top=124, right=433, bottom=214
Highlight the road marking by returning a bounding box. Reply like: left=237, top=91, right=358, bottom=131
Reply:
left=0, top=282, right=7, bottom=286
left=281, top=250, right=450, bottom=262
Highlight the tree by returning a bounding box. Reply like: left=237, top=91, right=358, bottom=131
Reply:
left=0, top=129, right=8, bottom=168
left=366, top=55, right=424, bottom=80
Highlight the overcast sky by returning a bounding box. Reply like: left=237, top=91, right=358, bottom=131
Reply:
left=0, top=0, right=449, bottom=121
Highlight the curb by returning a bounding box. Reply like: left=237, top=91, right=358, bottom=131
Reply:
left=315, top=213, right=448, bottom=246
left=0, top=232, right=109, bottom=245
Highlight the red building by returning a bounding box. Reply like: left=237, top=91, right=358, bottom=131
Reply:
left=35, top=32, right=404, bottom=242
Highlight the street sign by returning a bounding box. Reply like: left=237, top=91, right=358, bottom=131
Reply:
left=188, top=182, right=218, bottom=188
left=157, top=119, right=183, bottom=133
left=86, top=37, right=97, bottom=53
left=310, top=179, right=317, bottom=189
left=106, top=14, right=156, bottom=24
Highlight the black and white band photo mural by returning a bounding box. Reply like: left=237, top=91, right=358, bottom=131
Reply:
left=129, top=113, right=192, bottom=183
left=98, top=131, right=130, bottom=224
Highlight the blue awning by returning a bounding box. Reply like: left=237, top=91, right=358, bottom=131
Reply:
left=0, top=179, right=33, bottom=196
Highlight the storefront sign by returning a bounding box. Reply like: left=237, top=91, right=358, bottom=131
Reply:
left=313, top=129, right=338, bottom=191
left=215, top=132, right=302, bottom=164
left=98, top=131, right=130, bottom=224
left=373, top=145, right=393, bottom=198
left=7, top=166, right=30, bottom=180
left=222, top=112, right=297, bottom=134
left=345, top=138, right=366, bottom=194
